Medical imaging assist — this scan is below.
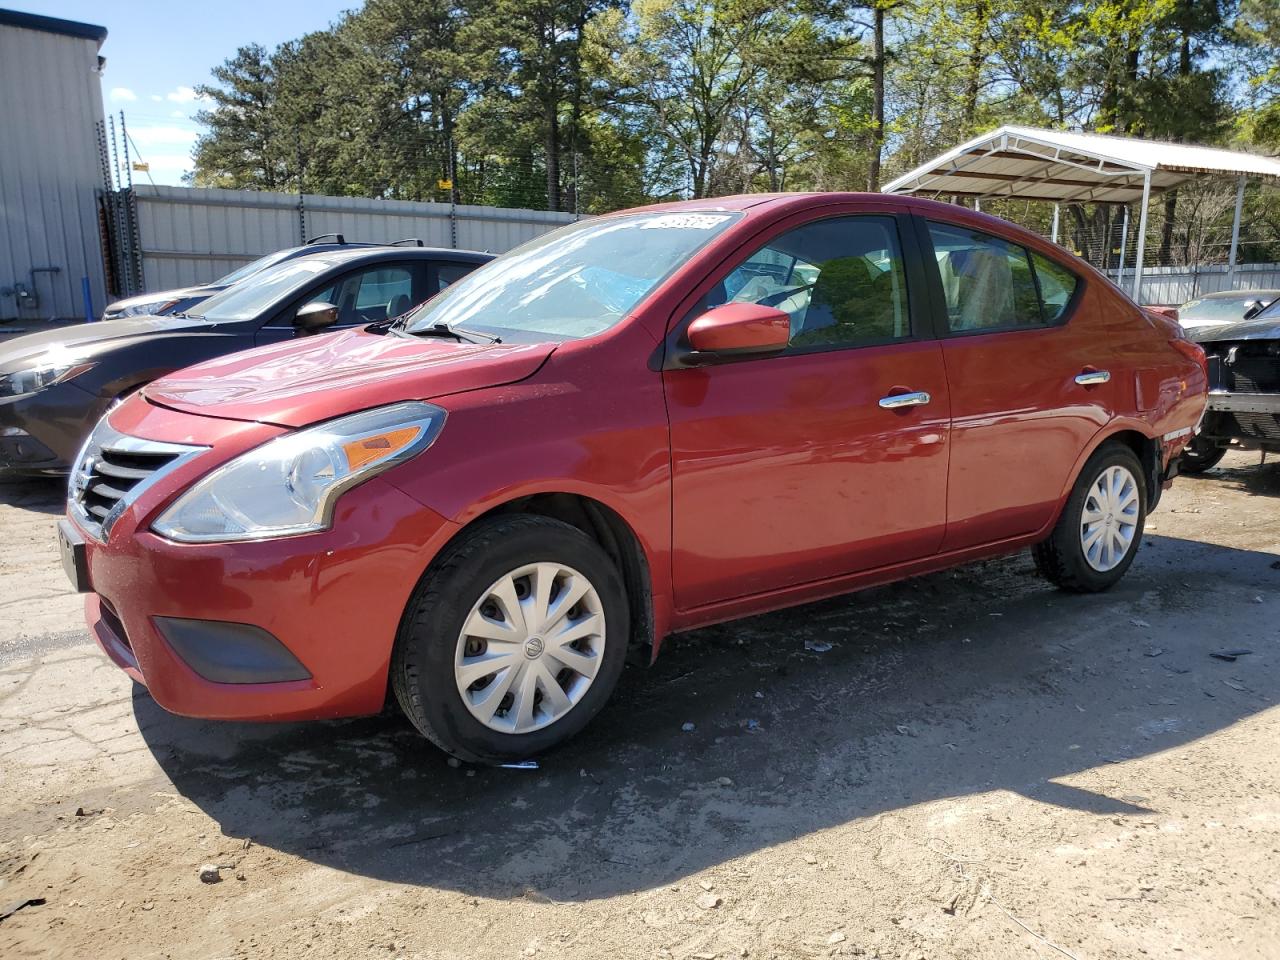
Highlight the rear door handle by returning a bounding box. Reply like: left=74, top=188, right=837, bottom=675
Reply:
left=1074, top=369, right=1111, bottom=386
left=878, top=391, right=931, bottom=409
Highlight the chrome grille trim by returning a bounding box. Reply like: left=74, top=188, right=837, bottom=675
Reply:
left=67, top=418, right=207, bottom=541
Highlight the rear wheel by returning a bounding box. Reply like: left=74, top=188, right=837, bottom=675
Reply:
left=1034, top=443, right=1147, bottom=593
left=1178, top=435, right=1226, bottom=474
left=391, top=514, right=628, bottom=764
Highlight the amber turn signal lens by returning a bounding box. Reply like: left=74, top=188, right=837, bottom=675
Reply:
left=341, top=426, right=422, bottom=470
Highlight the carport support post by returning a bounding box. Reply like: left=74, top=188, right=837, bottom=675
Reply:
left=1117, top=204, right=1130, bottom=289
left=1228, top=175, right=1245, bottom=287
left=1131, top=172, right=1151, bottom=302
left=1051, top=204, right=1060, bottom=244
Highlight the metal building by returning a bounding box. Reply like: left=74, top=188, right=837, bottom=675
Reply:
left=0, top=9, right=108, bottom=322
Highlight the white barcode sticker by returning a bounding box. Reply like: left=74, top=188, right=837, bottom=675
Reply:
left=638, top=213, right=732, bottom=230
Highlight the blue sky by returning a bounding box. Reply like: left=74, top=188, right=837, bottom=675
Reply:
left=23, top=1, right=356, bottom=184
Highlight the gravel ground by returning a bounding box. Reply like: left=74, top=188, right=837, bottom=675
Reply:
left=1, top=453, right=1278, bottom=960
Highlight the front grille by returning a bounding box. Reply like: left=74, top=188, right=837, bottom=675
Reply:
left=79, top=447, right=181, bottom=522
left=1206, top=342, right=1280, bottom=394
left=69, top=417, right=205, bottom=540
left=1227, top=355, right=1280, bottom=393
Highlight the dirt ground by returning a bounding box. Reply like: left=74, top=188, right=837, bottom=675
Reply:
left=1, top=453, right=1278, bottom=960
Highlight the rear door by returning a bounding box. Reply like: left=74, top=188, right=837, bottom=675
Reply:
left=665, top=208, right=951, bottom=610
left=916, top=216, right=1117, bottom=550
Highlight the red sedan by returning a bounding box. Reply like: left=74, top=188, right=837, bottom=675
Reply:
left=58, top=194, right=1208, bottom=763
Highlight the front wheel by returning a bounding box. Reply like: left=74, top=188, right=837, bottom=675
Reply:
left=391, top=514, right=629, bottom=764
left=1034, top=443, right=1147, bottom=593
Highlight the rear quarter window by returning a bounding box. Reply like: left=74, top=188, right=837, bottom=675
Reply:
left=1030, top=252, right=1079, bottom=324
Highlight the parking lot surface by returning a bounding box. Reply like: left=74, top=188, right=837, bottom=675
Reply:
left=2, top=454, right=1278, bottom=959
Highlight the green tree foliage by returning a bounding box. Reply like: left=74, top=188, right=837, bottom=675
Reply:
left=187, top=0, right=1277, bottom=255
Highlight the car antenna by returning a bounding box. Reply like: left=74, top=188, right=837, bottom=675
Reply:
left=306, top=234, right=345, bottom=245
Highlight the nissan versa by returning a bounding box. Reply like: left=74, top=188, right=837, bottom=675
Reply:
left=58, top=194, right=1208, bottom=764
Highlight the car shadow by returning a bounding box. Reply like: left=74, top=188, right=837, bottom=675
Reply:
left=133, top=534, right=1279, bottom=901
left=0, top=476, right=65, bottom=514
left=1205, top=458, right=1280, bottom=498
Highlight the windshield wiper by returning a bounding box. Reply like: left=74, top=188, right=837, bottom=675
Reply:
left=402, top=321, right=502, bottom=345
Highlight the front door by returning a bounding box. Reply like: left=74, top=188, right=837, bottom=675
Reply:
left=665, top=212, right=951, bottom=610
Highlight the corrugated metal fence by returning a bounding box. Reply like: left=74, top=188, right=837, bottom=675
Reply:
left=124, top=185, right=578, bottom=294
left=1103, top=263, right=1280, bottom=306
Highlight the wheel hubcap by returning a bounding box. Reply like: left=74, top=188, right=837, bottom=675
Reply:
left=1080, top=464, right=1140, bottom=572
left=454, top=561, right=605, bottom=734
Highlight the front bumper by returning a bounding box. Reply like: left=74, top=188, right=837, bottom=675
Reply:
left=72, top=399, right=462, bottom=722
left=78, top=478, right=460, bottom=721
left=1204, top=391, right=1280, bottom=415
left=0, top=382, right=110, bottom=475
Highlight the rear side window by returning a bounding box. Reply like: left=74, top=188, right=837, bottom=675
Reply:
left=927, top=223, right=1040, bottom=332
left=434, top=261, right=474, bottom=293
left=1031, top=251, right=1079, bottom=323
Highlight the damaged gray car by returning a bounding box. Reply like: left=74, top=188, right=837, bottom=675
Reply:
left=1182, top=301, right=1280, bottom=473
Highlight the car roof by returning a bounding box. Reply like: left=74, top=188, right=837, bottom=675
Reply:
left=289, top=246, right=493, bottom=269
left=1193, top=289, right=1280, bottom=301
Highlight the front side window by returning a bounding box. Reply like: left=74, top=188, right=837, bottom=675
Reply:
left=294, top=265, right=416, bottom=326
left=403, top=212, right=742, bottom=342
left=928, top=223, right=1041, bottom=332
left=703, top=215, right=911, bottom=349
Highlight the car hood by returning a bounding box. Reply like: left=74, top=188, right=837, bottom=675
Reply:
left=143, top=329, right=556, bottom=428
left=1190, top=316, right=1280, bottom=344
left=0, top=316, right=224, bottom=374
left=105, top=285, right=221, bottom=313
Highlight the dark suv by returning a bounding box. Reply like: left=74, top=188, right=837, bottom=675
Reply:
left=0, top=245, right=491, bottom=476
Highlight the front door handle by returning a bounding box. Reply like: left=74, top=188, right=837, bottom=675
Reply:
left=878, top=390, right=931, bottom=409
left=1074, top=369, right=1111, bottom=386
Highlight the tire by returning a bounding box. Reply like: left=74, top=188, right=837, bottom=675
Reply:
left=391, top=514, right=629, bottom=764
left=1178, top=436, right=1226, bottom=474
left=1033, top=443, right=1147, bottom=593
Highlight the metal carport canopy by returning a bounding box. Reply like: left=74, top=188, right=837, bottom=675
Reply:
left=881, top=125, right=1280, bottom=299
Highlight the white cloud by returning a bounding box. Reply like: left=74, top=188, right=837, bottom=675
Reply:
left=127, top=124, right=199, bottom=150
left=166, top=85, right=205, bottom=104
left=150, top=94, right=163, bottom=102
left=109, top=87, right=137, bottom=102
left=170, top=110, right=186, bottom=119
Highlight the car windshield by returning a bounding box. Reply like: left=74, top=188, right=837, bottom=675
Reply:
left=191, top=258, right=334, bottom=321
left=402, top=211, right=742, bottom=340
left=1179, top=296, right=1267, bottom=325
left=213, top=248, right=301, bottom=286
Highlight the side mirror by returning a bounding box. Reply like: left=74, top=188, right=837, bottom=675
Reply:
left=685, top=302, right=790, bottom=360
left=293, top=300, right=339, bottom=336
left=1242, top=301, right=1264, bottom=321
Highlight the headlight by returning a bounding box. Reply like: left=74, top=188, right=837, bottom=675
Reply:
left=0, top=359, right=95, bottom=397
left=152, top=402, right=446, bottom=543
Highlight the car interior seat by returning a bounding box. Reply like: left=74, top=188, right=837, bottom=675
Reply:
left=387, top=293, right=412, bottom=319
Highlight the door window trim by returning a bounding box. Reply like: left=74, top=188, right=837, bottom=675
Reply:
left=912, top=214, right=1086, bottom=339
left=660, top=207, right=934, bottom=369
